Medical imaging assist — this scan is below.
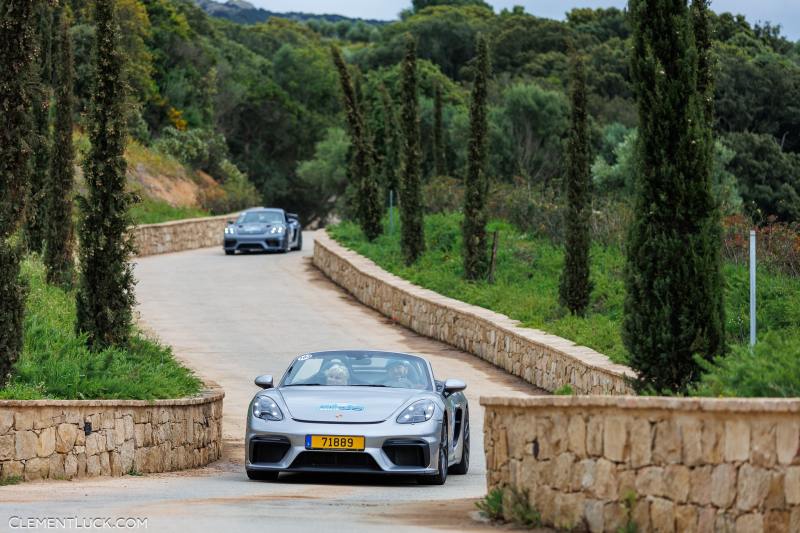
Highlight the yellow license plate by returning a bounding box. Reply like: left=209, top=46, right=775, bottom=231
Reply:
left=306, top=435, right=365, bottom=451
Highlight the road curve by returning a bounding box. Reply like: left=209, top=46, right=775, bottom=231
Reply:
left=1, top=232, right=542, bottom=533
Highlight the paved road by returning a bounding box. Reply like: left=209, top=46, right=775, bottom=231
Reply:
left=1, top=232, right=542, bottom=532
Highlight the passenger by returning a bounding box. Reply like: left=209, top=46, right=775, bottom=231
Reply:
left=325, top=363, right=350, bottom=386
left=385, top=361, right=414, bottom=388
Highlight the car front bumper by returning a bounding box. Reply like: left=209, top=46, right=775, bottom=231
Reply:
left=224, top=234, right=287, bottom=252
left=245, top=415, right=443, bottom=476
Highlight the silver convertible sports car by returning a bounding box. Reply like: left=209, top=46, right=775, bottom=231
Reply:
left=245, top=350, right=470, bottom=485
left=223, top=207, right=302, bottom=255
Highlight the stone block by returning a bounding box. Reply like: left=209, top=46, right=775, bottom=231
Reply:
left=679, top=418, right=702, bottom=466
left=0, top=434, right=14, bottom=461
left=37, top=426, right=56, bottom=457
left=604, top=416, right=628, bottom=463
left=0, top=410, right=13, bottom=434
left=736, top=464, right=771, bottom=511
left=56, top=423, right=78, bottom=454
left=764, top=511, right=790, bottom=533
left=665, top=464, right=690, bottom=503
left=584, top=499, right=604, bottom=533
left=697, top=506, right=716, bottom=533
left=568, top=415, right=586, bottom=457
left=49, top=454, right=65, bottom=479
left=654, top=420, right=681, bottom=464
left=701, top=420, right=724, bottom=464
left=587, top=417, right=603, bottom=457
left=724, top=420, right=750, bottom=462
left=689, top=465, right=712, bottom=505
left=65, top=454, right=78, bottom=479
left=592, top=458, right=617, bottom=500
left=734, top=513, right=763, bottom=533
left=750, top=422, right=776, bottom=467
left=765, top=472, right=785, bottom=509
left=791, top=508, right=800, bottom=533
left=630, top=418, right=652, bottom=468
left=603, top=501, right=626, bottom=533
left=675, top=505, right=698, bottom=533
left=87, top=454, right=101, bottom=476
left=24, top=457, right=49, bottom=480
left=711, top=464, right=737, bottom=509
left=15, top=430, right=37, bottom=460
left=636, top=466, right=665, bottom=498
left=14, top=410, right=33, bottom=431
left=785, top=466, right=800, bottom=505
left=552, top=452, right=575, bottom=491
left=650, top=497, right=675, bottom=533
left=776, top=422, right=799, bottom=465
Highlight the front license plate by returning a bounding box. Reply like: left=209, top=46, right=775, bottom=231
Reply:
left=305, top=435, right=365, bottom=451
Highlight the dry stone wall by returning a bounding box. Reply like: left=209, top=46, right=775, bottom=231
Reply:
left=313, top=231, right=635, bottom=394
left=0, top=389, right=223, bottom=481
left=482, top=396, right=800, bottom=533
left=133, top=213, right=236, bottom=257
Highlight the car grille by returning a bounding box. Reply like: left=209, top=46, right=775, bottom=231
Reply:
left=265, top=239, right=281, bottom=248
left=382, top=439, right=430, bottom=468
left=224, top=239, right=236, bottom=248
left=250, top=436, right=291, bottom=464
left=289, top=451, right=380, bottom=471
left=238, top=243, right=263, bottom=251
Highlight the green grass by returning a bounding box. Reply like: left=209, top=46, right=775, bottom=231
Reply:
left=130, top=197, right=209, bottom=225
left=0, top=258, right=203, bottom=400
left=0, top=475, right=22, bottom=486
left=329, top=212, right=800, bottom=369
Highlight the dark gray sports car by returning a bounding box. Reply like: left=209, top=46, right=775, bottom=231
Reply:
left=223, top=208, right=302, bottom=255
left=245, top=350, right=470, bottom=485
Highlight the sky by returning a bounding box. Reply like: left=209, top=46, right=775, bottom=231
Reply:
left=247, top=1, right=800, bottom=41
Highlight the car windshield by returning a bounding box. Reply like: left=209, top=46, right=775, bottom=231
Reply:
left=239, top=211, right=284, bottom=224
left=282, top=352, right=433, bottom=390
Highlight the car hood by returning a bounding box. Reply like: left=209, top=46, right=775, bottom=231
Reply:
left=277, top=387, right=419, bottom=423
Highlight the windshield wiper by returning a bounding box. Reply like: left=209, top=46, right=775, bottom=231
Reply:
left=352, top=384, right=390, bottom=387
left=284, top=383, right=325, bottom=387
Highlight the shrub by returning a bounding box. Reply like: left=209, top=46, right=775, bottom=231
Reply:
left=722, top=214, right=800, bottom=277
left=692, top=332, right=800, bottom=398
left=200, top=160, right=260, bottom=215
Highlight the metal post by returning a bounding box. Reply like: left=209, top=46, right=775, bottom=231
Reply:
left=750, top=229, right=757, bottom=347
left=389, top=190, right=395, bottom=235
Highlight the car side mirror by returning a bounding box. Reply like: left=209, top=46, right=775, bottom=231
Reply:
left=255, top=375, right=274, bottom=389
left=443, top=378, right=466, bottom=394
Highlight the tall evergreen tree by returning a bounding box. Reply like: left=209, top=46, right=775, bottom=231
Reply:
left=0, top=0, right=36, bottom=383
left=24, top=1, right=53, bottom=254
left=624, top=0, right=725, bottom=392
left=559, top=52, right=593, bottom=315
left=76, top=0, right=136, bottom=349
left=400, top=34, right=425, bottom=265
left=462, top=34, right=490, bottom=280
left=433, top=83, right=446, bottom=177
left=379, top=83, right=399, bottom=195
left=45, top=6, right=76, bottom=288
left=331, top=44, right=382, bottom=241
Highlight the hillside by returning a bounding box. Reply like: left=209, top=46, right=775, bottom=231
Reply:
left=193, top=0, right=388, bottom=25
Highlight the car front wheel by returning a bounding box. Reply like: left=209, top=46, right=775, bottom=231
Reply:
left=419, top=420, right=448, bottom=485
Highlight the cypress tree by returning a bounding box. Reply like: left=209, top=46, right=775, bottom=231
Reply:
left=378, top=83, right=399, bottom=195
left=44, top=6, right=75, bottom=288
left=400, top=34, right=425, bottom=265
left=76, top=0, right=136, bottom=349
left=433, top=83, right=446, bottom=177
left=462, top=35, right=490, bottom=280
left=331, top=45, right=382, bottom=241
left=0, top=0, right=36, bottom=383
left=559, top=52, right=593, bottom=315
left=624, top=0, right=724, bottom=392
left=24, top=1, right=53, bottom=254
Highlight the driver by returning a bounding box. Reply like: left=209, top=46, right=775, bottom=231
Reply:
left=325, top=363, right=350, bottom=386
left=385, top=361, right=414, bottom=388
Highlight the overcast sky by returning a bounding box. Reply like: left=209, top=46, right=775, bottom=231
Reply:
left=247, top=1, right=800, bottom=41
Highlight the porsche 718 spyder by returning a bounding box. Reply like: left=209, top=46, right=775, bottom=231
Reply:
left=245, top=350, right=470, bottom=485
left=223, top=207, right=302, bottom=255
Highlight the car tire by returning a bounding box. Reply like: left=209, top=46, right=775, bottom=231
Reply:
left=419, top=419, right=448, bottom=486
left=292, top=232, right=303, bottom=251
left=449, top=408, right=469, bottom=475
left=225, top=250, right=235, bottom=256
left=246, top=469, right=279, bottom=481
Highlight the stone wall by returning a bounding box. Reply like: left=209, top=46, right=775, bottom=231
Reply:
left=133, top=213, right=236, bottom=257
left=313, top=231, right=635, bottom=394
left=0, top=389, right=223, bottom=481
left=482, top=396, right=800, bottom=533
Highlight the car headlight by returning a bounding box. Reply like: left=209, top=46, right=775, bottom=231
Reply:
left=224, top=227, right=236, bottom=235
left=253, top=396, right=283, bottom=421
left=396, top=399, right=436, bottom=424
left=270, top=226, right=286, bottom=234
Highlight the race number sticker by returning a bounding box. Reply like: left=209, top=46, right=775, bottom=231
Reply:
left=298, top=354, right=312, bottom=361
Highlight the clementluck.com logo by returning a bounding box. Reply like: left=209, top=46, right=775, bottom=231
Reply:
left=8, top=516, right=148, bottom=529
